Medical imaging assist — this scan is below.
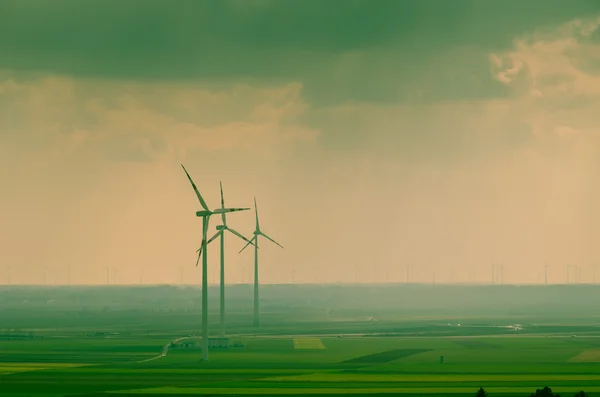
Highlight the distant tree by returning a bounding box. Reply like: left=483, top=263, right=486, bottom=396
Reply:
left=475, top=387, right=487, bottom=397
left=529, top=387, right=560, bottom=397
left=573, top=391, right=587, bottom=397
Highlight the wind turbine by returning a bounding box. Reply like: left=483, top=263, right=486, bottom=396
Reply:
left=198, top=182, right=255, bottom=338
left=498, top=263, right=504, bottom=284
left=181, top=165, right=249, bottom=362
left=239, top=197, right=283, bottom=328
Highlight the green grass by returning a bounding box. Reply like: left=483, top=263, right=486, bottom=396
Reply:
left=2, top=335, right=599, bottom=396
left=4, top=285, right=600, bottom=396
left=109, top=386, right=600, bottom=395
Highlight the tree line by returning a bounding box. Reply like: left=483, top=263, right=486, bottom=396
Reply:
left=476, top=386, right=588, bottom=397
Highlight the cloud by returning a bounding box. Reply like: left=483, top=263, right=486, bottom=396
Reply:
left=490, top=18, right=600, bottom=100
left=485, top=15, right=600, bottom=170
left=0, top=74, right=320, bottom=163
left=307, top=14, right=600, bottom=163
left=2, top=1, right=598, bottom=107
left=5, top=11, right=600, bottom=284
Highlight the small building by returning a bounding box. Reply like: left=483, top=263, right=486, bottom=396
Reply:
left=172, top=341, right=201, bottom=350
left=171, top=337, right=243, bottom=350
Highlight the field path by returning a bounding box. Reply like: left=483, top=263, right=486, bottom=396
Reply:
left=137, top=336, right=198, bottom=363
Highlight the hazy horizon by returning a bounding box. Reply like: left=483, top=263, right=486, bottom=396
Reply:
left=2, top=1, right=600, bottom=286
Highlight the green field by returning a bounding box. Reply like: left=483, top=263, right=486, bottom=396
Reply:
left=1, top=284, right=600, bottom=396
left=3, top=335, right=600, bottom=396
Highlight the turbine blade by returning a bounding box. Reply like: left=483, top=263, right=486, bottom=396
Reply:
left=226, top=227, right=256, bottom=246
left=203, top=216, right=211, bottom=241
left=195, top=246, right=202, bottom=267
left=239, top=236, right=256, bottom=254
left=196, top=215, right=210, bottom=267
left=254, top=197, right=260, bottom=231
left=220, top=181, right=226, bottom=225
left=213, top=207, right=249, bottom=214
left=181, top=165, right=209, bottom=212
left=260, top=232, right=283, bottom=249
left=207, top=230, right=222, bottom=245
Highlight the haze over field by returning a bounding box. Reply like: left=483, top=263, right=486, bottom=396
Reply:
left=2, top=0, right=600, bottom=285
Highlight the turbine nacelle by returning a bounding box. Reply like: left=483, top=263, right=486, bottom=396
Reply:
left=216, top=225, right=226, bottom=231
left=196, top=208, right=249, bottom=217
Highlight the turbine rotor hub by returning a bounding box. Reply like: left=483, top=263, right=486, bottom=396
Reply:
left=216, top=225, right=226, bottom=231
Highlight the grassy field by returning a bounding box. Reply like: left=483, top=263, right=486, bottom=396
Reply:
left=1, top=284, right=600, bottom=396
left=3, top=334, right=600, bottom=396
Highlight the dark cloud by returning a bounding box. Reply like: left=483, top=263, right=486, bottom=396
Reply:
left=1, top=0, right=599, bottom=105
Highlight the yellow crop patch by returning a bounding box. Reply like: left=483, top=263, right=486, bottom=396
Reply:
left=569, top=349, right=600, bottom=362
left=293, top=338, right=325, bottom=350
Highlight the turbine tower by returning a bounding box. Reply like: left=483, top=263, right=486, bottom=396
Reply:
left=239, top=197, right=283, bottom=328
left=181, top=165, right=250, bottom=361
left=199, top=182, right=255, bottom=338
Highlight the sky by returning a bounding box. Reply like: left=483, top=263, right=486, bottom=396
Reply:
left=2, top=0, right=600, bottom=285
